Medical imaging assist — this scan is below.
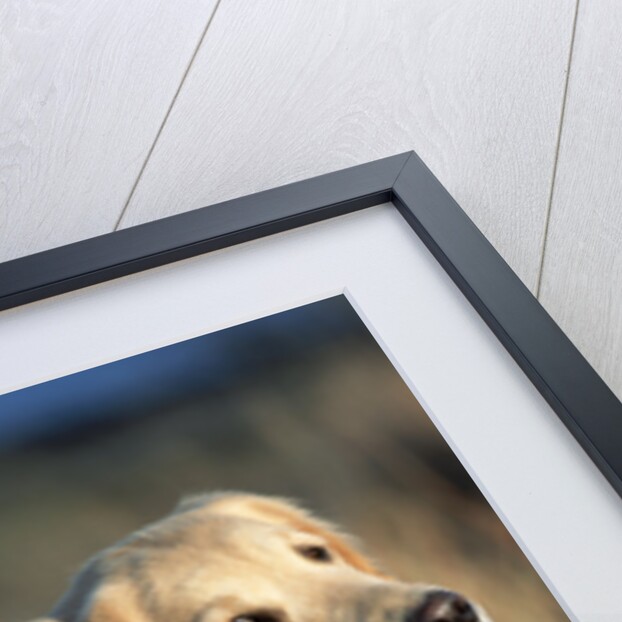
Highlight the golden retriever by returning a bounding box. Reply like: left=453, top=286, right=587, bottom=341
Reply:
left=33, top=492, right=491, bottom=622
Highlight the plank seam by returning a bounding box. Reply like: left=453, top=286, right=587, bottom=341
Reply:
left=535, top=0, right=581, bottom=298
left=112, top=0, right=225, bottom=232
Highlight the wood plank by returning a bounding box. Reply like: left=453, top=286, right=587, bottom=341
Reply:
left=0, top=0, right=218, bottom=262
left=120, top=0, right=576, bottom=291
left=539, top=1, right=622, bottom=400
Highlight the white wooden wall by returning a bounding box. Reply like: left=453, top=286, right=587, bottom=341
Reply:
left=1, top=1, right=620, bottom=400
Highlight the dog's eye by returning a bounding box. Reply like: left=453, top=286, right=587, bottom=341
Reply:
left=296, top=544, right=332, bottom=562
left=234, top=615, right=280, bottom=622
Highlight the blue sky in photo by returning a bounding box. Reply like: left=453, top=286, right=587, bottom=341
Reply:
left=0, top=296, right=366, bottom=450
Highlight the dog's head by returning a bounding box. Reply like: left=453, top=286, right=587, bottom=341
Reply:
left=40, top=493, right=491, bottom=622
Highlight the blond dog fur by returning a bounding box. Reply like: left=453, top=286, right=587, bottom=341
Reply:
left=33, top=492, right=490, bottom=622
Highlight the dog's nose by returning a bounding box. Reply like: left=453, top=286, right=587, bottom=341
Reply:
left=405, top=589, right=478, bottom=622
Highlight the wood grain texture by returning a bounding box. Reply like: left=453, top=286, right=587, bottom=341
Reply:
left=539, top=0, right=622, bottom=400
left=119, top=0, right=576, bottom=291
left=0, top=0, right=218, bottom=262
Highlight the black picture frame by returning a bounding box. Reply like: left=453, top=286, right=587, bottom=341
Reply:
left=1, top=150, right=620, bottom=500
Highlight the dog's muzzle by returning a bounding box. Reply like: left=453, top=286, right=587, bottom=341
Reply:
left=405, top=590, right=479, bottom=622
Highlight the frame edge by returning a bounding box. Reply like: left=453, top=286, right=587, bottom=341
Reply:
left=0, top=152, right=411, bottom=311
left=392, top=151, right=622, bottom=499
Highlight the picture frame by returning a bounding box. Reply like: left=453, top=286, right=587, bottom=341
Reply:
left=1, top=151, right=621, bottom=620
left=2, top=151, right=620, bottom=496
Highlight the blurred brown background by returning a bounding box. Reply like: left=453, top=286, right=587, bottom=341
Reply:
left=0, top=297, right=567, bottom=621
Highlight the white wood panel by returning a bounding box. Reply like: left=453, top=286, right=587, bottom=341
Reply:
left=539, top=1, right=622, bottom=400
left=120, top=0, right=576, bottom=291
left=0, top=0, right=218, bottom=262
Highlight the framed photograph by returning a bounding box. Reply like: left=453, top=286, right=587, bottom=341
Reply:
left=1, top=152, right=620, bottom=622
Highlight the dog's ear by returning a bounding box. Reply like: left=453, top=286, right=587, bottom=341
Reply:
left=49, top=561, right=150, bottom=622
left=51, top=583, right=150, bottom=622
left=77, top=583, right=151, bottom=622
